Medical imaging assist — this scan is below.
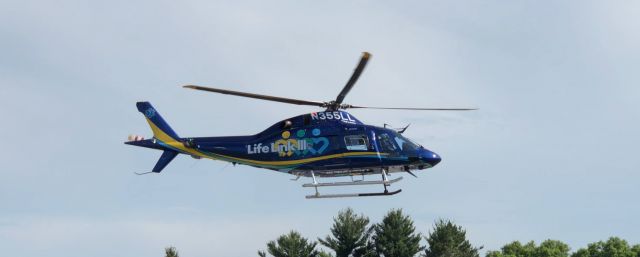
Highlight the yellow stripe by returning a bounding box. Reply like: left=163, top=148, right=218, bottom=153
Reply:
left=208, top=151, right=384, bottom=166
left=145, top=117, right=387, bottom=167
left=145, top=118, right=203, bottom=157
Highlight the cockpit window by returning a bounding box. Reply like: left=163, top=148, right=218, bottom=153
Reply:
left=394, top=137, right=407, bottom=150
left=344, top=135, right=368, bottom=151
left=394, top=134, right=420, bottom=151
left=378, top=133, right=398, bottom=152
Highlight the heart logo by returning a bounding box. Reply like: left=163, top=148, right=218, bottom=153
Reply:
left=312, top=137, right=329, bottom=154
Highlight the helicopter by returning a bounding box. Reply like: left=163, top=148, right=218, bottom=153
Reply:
left=126, top=52, right=475, bottom=199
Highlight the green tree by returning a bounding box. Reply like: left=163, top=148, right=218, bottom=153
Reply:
left=318, top=250, right=334, bottom=257
left=487, top=240, right=569, bottom=257
left=165, top=246, right=179, bottom=257
left=353, top=238, right=379, bottom=257
left=571, top=237, right=638, bottom=257
left=259, top=230, right=320, bottom=257
left=424, top=219, right=481, bottom=257
left=319, top=208, right=373, bottom=257
left=486, top=251, right=502, bottom=257
left=373, top=209, right=424, bottom=257
left=536, top=240, right=570, bottom=257
left=631, top=245, right=640, bottom=257
left=501, top=241, right=537, bottom=257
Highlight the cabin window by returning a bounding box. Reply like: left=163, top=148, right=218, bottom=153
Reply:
left=344, top=135, right=368, bottom=151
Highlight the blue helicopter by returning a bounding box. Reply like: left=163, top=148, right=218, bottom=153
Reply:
left=126, top=52, right=475, bottom=198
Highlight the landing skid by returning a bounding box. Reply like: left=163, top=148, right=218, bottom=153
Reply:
left=306, top=189, right=402, bottom=199
left=303, top=169, right=402, bottom=199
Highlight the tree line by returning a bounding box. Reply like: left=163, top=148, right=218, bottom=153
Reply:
left=164, top=208, right=640, bottom=257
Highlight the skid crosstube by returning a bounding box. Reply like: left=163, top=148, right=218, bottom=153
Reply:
left=303, top=169, right=404, bottom=199
left=302, top=177, right=403, bottom=187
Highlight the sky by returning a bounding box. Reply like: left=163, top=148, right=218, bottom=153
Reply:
left=1, top=1, right=639, bottom=256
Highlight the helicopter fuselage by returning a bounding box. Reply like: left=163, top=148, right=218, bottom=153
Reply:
left=128, top=108, right=441, bottom=178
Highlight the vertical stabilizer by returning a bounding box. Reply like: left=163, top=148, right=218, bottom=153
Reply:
left=136, top=102, right=180, bottom=141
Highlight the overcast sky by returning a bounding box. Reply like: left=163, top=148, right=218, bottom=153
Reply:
left=1, top=1, right=639, bottom=257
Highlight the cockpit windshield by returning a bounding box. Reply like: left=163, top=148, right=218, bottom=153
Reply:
left=391, top=132, right=421, bottom=152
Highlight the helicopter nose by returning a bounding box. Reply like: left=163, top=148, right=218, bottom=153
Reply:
left=420, top=148, right=441, bottom=167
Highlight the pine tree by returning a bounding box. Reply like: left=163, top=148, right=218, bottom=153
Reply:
left=259, top=230, right=320, bottom=257
left=165, top=246, right=179, bottom=257
left=319, top=208, right=373, bottom=257
left=373, top=209, right=424, bottom=257
left=424, top=219, right=481, bottom=257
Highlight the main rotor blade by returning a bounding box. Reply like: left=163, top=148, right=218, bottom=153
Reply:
left=346, top=105, right=478, bottom=111
left=335, top=52, right=371, bottom=105
left=183, top=85, right=325, bottom=107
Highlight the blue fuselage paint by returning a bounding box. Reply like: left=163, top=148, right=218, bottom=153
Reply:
left=167, top=111, right=442, bottom=177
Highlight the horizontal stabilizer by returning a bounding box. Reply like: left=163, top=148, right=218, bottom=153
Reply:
left=125, top=139, right=164, bottom=150
left=153, top=150, right=179, bottom=173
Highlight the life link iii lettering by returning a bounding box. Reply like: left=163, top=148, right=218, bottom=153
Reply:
left=311, top=111, right=356, bottom=124
left=246, top=141, right=309, bottom=156
left=246, top=130, right=330, bottom=157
